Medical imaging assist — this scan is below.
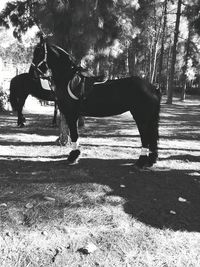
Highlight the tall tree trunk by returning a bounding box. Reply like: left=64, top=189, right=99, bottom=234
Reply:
left=56, top=112, right=70, bottom=146
left=166, top=40, right=172, bottom=94
left=180, top=27, right=191, bottom=101
left=128, top=39, right=136, bottom=76
left=149, top=43, right=153, bottom=82
left=166, top=0, right=182, bottom=104
left=151, top=1, right=161, bottom=84
left=158, top=0, right=168, bottom=90
left=151, top=41, right=159, bottom=83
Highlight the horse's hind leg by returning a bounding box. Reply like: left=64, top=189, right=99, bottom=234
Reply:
left=52, top=102, right=58, bottom=127
left=66, top=116, right=81, bottom=164
left=148, top=110, right=159, bottom=166
left=17, top=97, right=27, bottom=127
left=18, top=111, right=25, bottom=127
left=130, top=110, right=151, bottom=168
left=131, top=98, right=160, bottom=168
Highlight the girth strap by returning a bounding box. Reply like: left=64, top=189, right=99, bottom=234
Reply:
left=67, top=82, right=79, bottom=100
left=67, top=73, right=85, bottom=100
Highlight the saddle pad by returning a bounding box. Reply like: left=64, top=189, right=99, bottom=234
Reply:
left=40, top=78, right=51, bottom=90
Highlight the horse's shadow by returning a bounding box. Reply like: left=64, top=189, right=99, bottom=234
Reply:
left=0, top=156, right=199, bottom=233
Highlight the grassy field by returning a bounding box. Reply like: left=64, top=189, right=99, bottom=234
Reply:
left=0, top=96, right=200, bottom=266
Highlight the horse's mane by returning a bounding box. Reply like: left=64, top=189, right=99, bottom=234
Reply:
left=51, top=44, right=77, bottom=66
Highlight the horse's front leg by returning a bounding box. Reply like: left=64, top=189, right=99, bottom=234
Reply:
left=67, top=117, right=81, bottom=164
left=17, top=110, right=26, bottom=127
left=17, top=98, right=27, bottom=127
left=52, top=102, right=58, bottom=127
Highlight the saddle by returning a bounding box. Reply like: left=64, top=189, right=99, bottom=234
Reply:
left=68, top=71, right=107, bottom=100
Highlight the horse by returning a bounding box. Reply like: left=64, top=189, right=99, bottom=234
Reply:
left=31, top=38, right=161, bottom=168
left=9, top=72, right=57, bottom=127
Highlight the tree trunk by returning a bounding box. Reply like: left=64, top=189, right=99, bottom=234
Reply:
left=180, top=26, right=192, bottom=101
left=166, top=0, right=182, bottom=104
left=128, top=39, right=136, bottom=76
left=56, top=113, right=85, bottom=146
left=151, top=2, right=161, bottom=84
left=151, top=41, right=159, bottom=84
left=158, top=0, right=168, bottom=90
left=56, top=112, right=70, bottom=146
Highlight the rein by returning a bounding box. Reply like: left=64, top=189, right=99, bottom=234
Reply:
left=31, top=42, right=56, bottom=92
left=31, top=42, right=48, bottom=75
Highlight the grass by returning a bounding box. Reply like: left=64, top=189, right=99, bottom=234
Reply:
left=0, top=95, right=200, bottom=266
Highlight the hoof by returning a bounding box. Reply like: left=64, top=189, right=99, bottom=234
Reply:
left=149, top=151, right=158, bottom=165
left=51, top=123, right=57, bottom=128
left=68, top=159, right=79, bottom=165
left=67, top=149, right=80, bottom=164
left=18, top=123, right=25, bottom=128
left=134, top=155, right=152, bottom=169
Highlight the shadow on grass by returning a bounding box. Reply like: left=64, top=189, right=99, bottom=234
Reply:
left=0, top=111, right=59, bottom=136
left=0, top=156, right=200, bottom=232
left=0, top=97, right=199, bottom=232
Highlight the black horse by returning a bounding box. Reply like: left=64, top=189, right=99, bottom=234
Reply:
left=31, top=39, right=161, bottom=168
left=9, top=72, right=57, bottom=127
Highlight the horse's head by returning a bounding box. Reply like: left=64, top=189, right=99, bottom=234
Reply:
left=31, top=36, right=50, bottom=77
left=31, top=37, right=76, bottom=81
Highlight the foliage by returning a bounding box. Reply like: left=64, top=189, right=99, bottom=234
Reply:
left=1, top=0, right=200, bottom=100
left=0, top=0, right=36, bottom=40
left=0, top=38, right=34, bottom=64
left=0, top=87, right=8, bottom=111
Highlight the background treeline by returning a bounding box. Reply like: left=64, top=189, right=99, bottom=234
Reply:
left=1, top=0, right=200, bottom=103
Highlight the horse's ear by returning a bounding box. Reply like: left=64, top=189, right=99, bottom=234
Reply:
left=40, top=35, right=44, bottom=43
left=38, top=32, right=45, bottom=43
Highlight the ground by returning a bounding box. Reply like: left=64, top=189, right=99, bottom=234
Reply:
left=0, top=95, right=200, bottom=266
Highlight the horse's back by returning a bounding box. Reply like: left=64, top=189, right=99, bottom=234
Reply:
left=10, top=73, right=31, bottom=93
left=89, top=76, right=159, bottom=99
left=11, top=73, right=30, bottom=84
left=80, top=76, right=160, bottom=117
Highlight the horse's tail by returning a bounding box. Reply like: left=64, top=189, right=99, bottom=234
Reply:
left=9, top=78, right=19, bottom=111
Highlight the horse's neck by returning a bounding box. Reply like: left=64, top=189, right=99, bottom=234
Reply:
left=50, top=52, right=74, bottom=86
left=52, top=66, right=72, bottom=86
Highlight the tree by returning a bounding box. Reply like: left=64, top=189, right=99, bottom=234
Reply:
left=166, top=0, right=182, bottom=104
left=1, top=0, right=200, bottom=106
left=158, top=0, right=168, bottom=90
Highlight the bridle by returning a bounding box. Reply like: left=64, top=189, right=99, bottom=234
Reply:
left=31, top=42, right=51, bottom=78
left=31, top=42, right=78, bottom=80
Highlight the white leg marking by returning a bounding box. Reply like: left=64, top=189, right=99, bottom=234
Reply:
left=71, top=141, right=79, bottom=150
left=141, top=147, right=149, bottom=156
